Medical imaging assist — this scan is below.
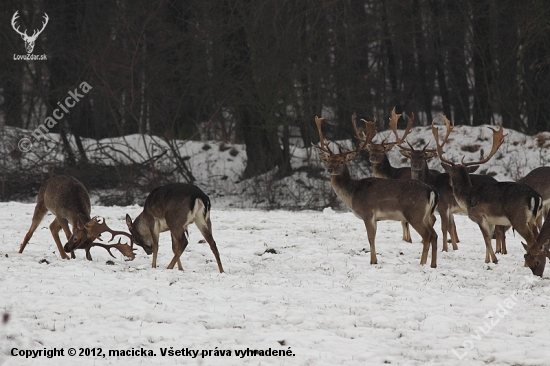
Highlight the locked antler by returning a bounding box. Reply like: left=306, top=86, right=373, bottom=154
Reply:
left=85, top=217, right=133, bottom=243
left=89, top=238, right=136, bottom=260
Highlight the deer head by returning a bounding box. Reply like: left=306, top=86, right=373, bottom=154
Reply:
left=64, top=216, right=134, bottom=254
left=390, top=112, right=437, bottom=180
left=125, top=214, right=154, bottom=255
left=11, top=11, right=49, bottom=54
left=312, top=116, right=364, bottom=175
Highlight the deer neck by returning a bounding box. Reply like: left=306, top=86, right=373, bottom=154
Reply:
left=371, top=155, right=395, bottom=179
left=448, top=168, right=474, bottom=210
left=329, top=164, right=358, bottom=209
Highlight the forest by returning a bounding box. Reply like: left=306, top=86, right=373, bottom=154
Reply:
left=0, top=0, right=549, bottom=196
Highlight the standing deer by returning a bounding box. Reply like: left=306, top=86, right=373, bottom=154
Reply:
left=432, top=118, right=542, bottom=268
left=519, top=167, right=550, bottom=229
left=315, top=116, right=439, bottom=267
left=389, top=112, right=507, bottom=253
left=352, top=111, right=416, bottom=243
left=20, top=175, right=134, bottom=260
left=125, top=183, right=224, bottom=273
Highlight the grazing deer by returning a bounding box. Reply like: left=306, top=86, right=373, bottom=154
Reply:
left=432, top=117, right=542, bottom=267
left=519, top=167, right=550, bottom=229
left=523, top=211, right=550, bottom=277
left=315, top=116, right=439, bottom=267
left=125, top=183, right=224, bottom=273
left=20, top=175, right=134, bottom=260
left=352, top=111, right=415, bottom=243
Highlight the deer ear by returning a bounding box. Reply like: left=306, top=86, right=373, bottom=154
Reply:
left=522, top=242, right=528, bottom=251
left=441, top=162, right=452, bottom=173
left=425, top=151, right=437, bottom=160
left=466, top=166, right=479, bottom=173
left=399, top=150, right=411, bottom=158
left=125, top=214, right=133, bottom=230
left=344, top=153, right=356, bottom=163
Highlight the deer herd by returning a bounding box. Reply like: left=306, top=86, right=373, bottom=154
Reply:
left=15, top=108, right=550, bottom=277
left=314, top=108, right=550, bottom=276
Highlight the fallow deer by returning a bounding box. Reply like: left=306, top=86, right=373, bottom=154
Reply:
left=523, top=211, right=550, bottom=276
left=125, top=183, right=224, bottom=273
left=432, top=118, right=542, bottom=268
left=315, top=115, right=439, bottom=267
left=389, top=112, right=508, bottom=253
left=352, top=111, right=416, bottom=243
left=20, top=175, right=134, bottom=260
left=519, top=167, right=550, bottom=229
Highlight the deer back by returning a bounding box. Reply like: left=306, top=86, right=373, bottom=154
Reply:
left=346, top=176, right=438, bottom=220
left=519, top=167, right=550, bottom=205
left=41, top=175, right=91, bottom=224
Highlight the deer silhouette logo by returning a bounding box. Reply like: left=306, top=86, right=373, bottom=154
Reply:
left=11, top=11, right=49, bottom=54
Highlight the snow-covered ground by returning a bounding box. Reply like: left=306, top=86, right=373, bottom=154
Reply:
left=2, top=202, right=550, bottom=366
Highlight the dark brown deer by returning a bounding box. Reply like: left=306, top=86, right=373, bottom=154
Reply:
left=352, top=110, right=414, bottom=242
left=432, top=118, right=542, bottom=267
left=519, top=167, right=550, bottom=229
left=125, top=183, right=224, bottom=273
left=315, top=115, right=439, bottom=267
left=390, top=113, right=508, bottom=253
left=20, top=175, right=134, bottom=260
left=523, top=211, right=550, bottom=276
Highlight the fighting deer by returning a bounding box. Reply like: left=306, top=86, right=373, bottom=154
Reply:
left=519, top=167, right=550, bottom=229
left=352, top=110, right=415, bottom=242
left=20, top=175, right=134, bottom=260
left=523, top=211, right=550, bottom=277
left=11, top=11, right=49, bottom=54
left=315, top=115, right=439, bottom=267
left=432, top=118, right=542, bottom=267
left=125, top=183, right=224, bottom=273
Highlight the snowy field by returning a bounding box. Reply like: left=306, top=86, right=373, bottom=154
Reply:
left=2, top=203, right=550, bottom=366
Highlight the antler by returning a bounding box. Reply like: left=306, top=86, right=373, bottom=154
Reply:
left=351, top=112, right=377, bottom=150
left=461, top=125, right=506, bottom=167
left=89, top=238, right=136, bottom=260
left=431, top=114, right=456, bottom=166
left=30, top=13, right=49, bottom=39
left=312, top=116, right=359, bottom=160
left=11, top=11, right=26, bottom=38
left=388, top=108, right=414, bottom=147
left=85, top=217, right=133, bottom=245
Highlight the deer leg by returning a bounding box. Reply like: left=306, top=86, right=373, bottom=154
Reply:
left=495, top=226, right=507, bottom=255
left=20, top=201, right=48, bottom=254
left=402, top=221, right=412, bottom=243
left=167, top=232, right=187, bottom=270
left=49, top=219, right=70, bottom=259
left=364, top=219, right=378, bottom=265
left=196, top=218, right=225, bottom=273
left=170, top=234, right=183, bottom=270
left=440, top=209, right=449, bottom=252
left=58, top=218, right=76, bottom=259
left=449, top=214, right=459, bottom=250
left=150, top=225, right=160, bottom=268
left=409, top=217, right=437, bottom=267
left=478, top=222, right=498, bottom=264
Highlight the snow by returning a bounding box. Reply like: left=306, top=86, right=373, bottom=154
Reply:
left=2, top=204, right=550, bottom=365
left=1, top=123, right=550, bottom=365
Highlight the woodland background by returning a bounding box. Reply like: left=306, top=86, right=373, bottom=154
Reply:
left=0, top=0, right=549, bottom=202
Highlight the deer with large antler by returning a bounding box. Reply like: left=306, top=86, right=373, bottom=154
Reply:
left=388, top=111, right=507, bottom=253
left=351, top=111, right=419, bottom=243
left=20, top=175, right=135, bottom=261
left=432, top=118, right=543, bottom=269
left=125, top=183, right=224, bottom=273
left=11, top=11, right=49, bottom=54
left=315, top=115, right=439, bottom=267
